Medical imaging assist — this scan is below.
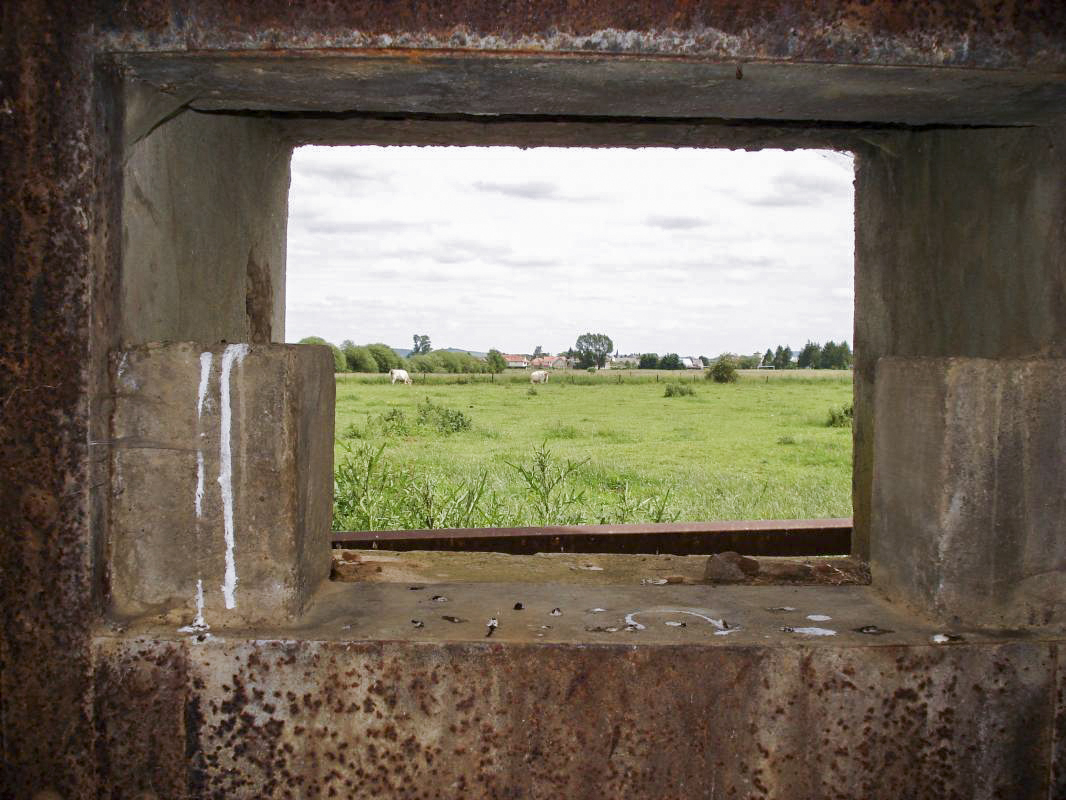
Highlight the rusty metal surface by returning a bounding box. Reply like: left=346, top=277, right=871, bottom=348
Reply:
left=91, top=634, right=1060, bottom=799
left=0, top=1, right=107, bottom=797
left=333, top=518, right=851, bottom=556
left=95, top=1, right=1066, bottom=69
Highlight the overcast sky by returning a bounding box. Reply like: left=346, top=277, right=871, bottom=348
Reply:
left=286, top=145, right=854, bottom=356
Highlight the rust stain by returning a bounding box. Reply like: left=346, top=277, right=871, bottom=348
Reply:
left=94, top=1, right=1066, bottom=69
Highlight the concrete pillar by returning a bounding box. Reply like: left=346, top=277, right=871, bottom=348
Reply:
left=855, top=125, right=1066, bottom=561
left=871, top=357, right=1066, bottom=628
left=109, top=343, right=334, bottom=627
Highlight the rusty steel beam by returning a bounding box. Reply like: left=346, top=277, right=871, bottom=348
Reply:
left=332, top=517, right=851, bottom=556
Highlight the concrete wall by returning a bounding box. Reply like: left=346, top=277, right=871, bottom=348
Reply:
left=109, top=343, right=334, bottom=626
left=872, top=357, right=1066, bottom=627
left=853, top=125, right=1066, bottom=560
left=122, top=109, right=290, bottom=345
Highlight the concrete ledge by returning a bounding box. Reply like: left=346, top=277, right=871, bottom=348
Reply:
left=109, top=342, right=334, bottom=626
left=872, top=357, right=1066, bottom=629
left=91, top=580, right=1065, bottom=799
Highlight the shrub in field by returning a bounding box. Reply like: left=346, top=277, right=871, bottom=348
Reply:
left=826, top=402, right=854, bottom=427
left=505, top=443, right=589, bottom=526
left=417, top=397, right=471, bottom=433
left=708, top=358, right=739, bottom=383
left=527, top=386, right=538, bottom=396
left=664, top=382, right=695, bottom=397
left=379, top=408, right=410, bottom=436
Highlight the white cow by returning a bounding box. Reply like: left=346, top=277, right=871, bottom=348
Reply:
left=530, top=370, right=549, bottom=384
left=389, top=368, right=412, bottom=385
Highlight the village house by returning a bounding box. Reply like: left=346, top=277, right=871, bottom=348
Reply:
left=531, top=355, right=567, bottom=369
left=503, top=354, right=529, bottom=368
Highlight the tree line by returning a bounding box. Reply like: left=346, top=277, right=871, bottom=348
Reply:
left=299, top=336, right=507, bottom=374
left=300, top=333, right=852, bottom=374
left=759, top=340, right=853, bottom=370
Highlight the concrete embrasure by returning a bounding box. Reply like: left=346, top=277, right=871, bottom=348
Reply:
left=109, top=342, right=334, bottom=627
left=872, top=357, right=1066, bottom=629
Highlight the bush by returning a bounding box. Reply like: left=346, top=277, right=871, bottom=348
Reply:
left=638, top=353, right=659, bottom=369
left=664, top=382, right=695, bottom=397
left=366, top=342, right=403, bottom=372
left=826, top=402, right=854, bottom=428
left=708, top=358, right=738, bottom=383
left=343, top=344, right=377, bottom=373
left=417, top=397, right=471, bottom=434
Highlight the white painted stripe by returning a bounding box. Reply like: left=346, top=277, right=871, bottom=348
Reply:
left=197, top=351, right=213, bottom=418
left=195, top=450, right=205, bottom=518
left=178, top=579, right=210, bottom=633
left=218, top=343, right=248, bottom=610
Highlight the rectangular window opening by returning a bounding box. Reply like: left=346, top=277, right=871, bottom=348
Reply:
left=285, top=145, right=857, bottom=578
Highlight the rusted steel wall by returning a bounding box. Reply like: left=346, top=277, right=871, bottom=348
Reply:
left=92, top=636, right=1062, bottom=799
left=0, top=1, right=112, bottom=796
left=95, top=1, right=1066, bottom=69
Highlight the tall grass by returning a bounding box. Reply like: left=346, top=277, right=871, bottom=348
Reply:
left=334, top=441, right=680, bottom=530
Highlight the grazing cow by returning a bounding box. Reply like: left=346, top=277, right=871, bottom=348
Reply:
left=389, top=368, right=412, bottom=385
left=530, top=370, right=549, bottom=384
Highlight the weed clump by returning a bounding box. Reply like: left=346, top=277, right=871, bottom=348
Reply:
left=826, top=402, right=854, bottom=428
left=664, top=382, right=695, bottom=397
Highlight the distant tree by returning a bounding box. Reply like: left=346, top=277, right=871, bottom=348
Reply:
left=772, top=345, right=793, bottom=370
left=797, top=341, right=822, bottom=369
left=367, top=343, right=403, bottom=373
left=486, top=349, right=507, bottom=374
left=819, top=340, right=853, bottom=369
left=411, top=334, right=432, bottom=355
left=408, top=354, right=435, bottom=373
left=533, top=345, right=543, bottom=359
left=699, top=356, right=711, bottom=367
left=574, top=333, right=614, bottom=368
left=298, top=336, right=346, bottom=372
left=659, top=353, right=683, bottom=370
left=340, top=342, right=376, bottom=373
left=638, top=353, right=659, bottom=369
left=735, top=353, right=761, bottom=369
left=763, top=348, right=774, bottom=367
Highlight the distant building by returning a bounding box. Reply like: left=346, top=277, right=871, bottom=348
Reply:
left=531, top=355, right=567, bottom=369
left=503, top=354, right=529, bottom=368
left=608, top=354, right=640, bottom=368
left=682, top=357, right=703, bottom=369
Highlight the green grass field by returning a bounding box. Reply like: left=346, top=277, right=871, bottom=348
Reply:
left=331, top=369, right=854, bottom=531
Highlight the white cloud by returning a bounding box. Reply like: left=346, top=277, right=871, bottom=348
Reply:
left=285, top=146, right=855, bottom=355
